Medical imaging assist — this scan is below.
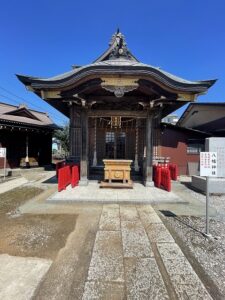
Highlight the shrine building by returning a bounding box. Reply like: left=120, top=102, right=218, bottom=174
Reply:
left=17, top=30, right=216, bottom=186
left=0, top=102, right=57, bottom=169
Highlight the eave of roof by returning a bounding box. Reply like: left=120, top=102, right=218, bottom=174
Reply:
left=161, top=122, right=211, bottom=136
left=177, top=102, right=225, bottom=126
left=16, top=62, right=216, bottom=93
left=0, top=118, right=59, bottom=130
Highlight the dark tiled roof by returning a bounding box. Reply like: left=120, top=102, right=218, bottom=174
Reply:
left=16, top=31, right=217, bottom=94
left=177, top=102, right=225, bottom=127
left=160, top=122, right=211, bottom=136
left=0, top=102, right=58, bottom=129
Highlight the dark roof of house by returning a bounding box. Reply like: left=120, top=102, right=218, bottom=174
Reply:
left=17, top=30, right=216, bottom=93
left=160, top=122, right=211, bottom=136
left=177, top=102, right=225, bottom=131
left=0, top=102, right=59, bottom=130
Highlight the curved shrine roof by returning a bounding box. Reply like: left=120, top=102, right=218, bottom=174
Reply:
left=17, top=30, right=216, bottom=94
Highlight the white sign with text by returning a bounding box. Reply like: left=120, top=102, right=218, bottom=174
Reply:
left=0, top=148, right=6, bottom=158
left=200, top=152, right=217, bottom=177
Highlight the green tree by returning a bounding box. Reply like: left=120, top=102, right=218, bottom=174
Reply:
left=54, top=123, right=69, bottom=156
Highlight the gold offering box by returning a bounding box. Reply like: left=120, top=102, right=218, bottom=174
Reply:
left=101, top=159, right=133, bottom=188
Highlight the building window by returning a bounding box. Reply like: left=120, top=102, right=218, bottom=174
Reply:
left=105, top=132, right=115, bottom=158
left=117, top=132, right=126, bottom=159
left=187, top=140, right=204, bottom=154
left=105, top=131, right=126, bottom=159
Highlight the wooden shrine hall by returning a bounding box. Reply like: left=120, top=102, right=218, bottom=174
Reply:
left=17, top=30, right=215, bottom=186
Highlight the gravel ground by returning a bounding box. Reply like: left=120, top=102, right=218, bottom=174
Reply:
left=180, top=181, right=225, bottom=221
left=157, top=182, right=225, bottom=299
left=160, top=214, right=225, bottom=297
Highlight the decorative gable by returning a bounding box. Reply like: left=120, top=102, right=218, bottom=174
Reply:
left=4, top=105, right=41, bottom=121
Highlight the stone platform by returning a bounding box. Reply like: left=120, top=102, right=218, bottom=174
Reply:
left=192, top=176, right=225, bottom=194
left=47, top=182, right=183, bottom=204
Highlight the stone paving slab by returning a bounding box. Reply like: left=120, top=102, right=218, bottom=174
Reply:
left=137, top=204, right=155, bottom=214
left=137, top=206, right=162, bottom=224
left=157, top=243, right=212, bottom=300
left=121, top=220, right=153, bottom=258
left=124, top=257, right=169, bottom=300
left=82, top=281, right=125, bottom=300
left=157, top=243, right=184, bottom=260
left=99, top=205, right=120, bottom=231
left=0, top=254, right=51, bottom=300
left=145, top=223, right=175, bottom=243
left=87, top=231, right=124, bottom=282
left=120, top=205, right=139, bottom=221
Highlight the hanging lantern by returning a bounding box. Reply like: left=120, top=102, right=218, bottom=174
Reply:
left=111, top=116, right=121, bottom=128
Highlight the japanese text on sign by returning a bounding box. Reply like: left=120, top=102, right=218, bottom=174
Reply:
left=200, top=152, right=217, bottom=177
left=0, top=148, right=6, bottom=158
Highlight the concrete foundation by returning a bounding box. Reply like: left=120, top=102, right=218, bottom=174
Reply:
left=192, top=175, right=225, bottom=194
left=47, top=182, right=183, bottom=204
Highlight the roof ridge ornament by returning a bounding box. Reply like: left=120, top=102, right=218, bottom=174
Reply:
left=109, top=29, right=131, bottom=60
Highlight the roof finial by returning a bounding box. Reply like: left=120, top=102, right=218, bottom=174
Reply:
left=116, top=27, right=120, bottom=34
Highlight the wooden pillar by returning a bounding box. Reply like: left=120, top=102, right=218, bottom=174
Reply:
left=134, top=118, right=140, bottom=172
left=69, top=104, right=81, bottom=162
left=79, top=108, right=89, bottom=186
left=144, top=111, right=154, bottom=186
left=92, top=118, right=97, bottom=166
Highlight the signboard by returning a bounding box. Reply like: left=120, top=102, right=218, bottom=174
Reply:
left=0, top=148, right=6, bottom=180
left=205, top=138, right=225, bottom=177
left=0, top=148, right=6, bottom=158
left=200, top=151, right=217, bottom=237
left=200, top=152, right=217, bottom=177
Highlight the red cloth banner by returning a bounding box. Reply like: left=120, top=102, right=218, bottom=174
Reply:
left=56, top=161, right=66, bottom=178
left=58, top=165, right=71, bottom=192
left=169, top=164, right=178, bottom=181
left=71, top=165, right=80, bottom=188
left=153, top=164, right=171, bottom=192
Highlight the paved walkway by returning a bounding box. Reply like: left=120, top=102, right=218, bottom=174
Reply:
left=82, top=205, right=211, bottom=299
left=33, top=204, right=212, bottom=299
left=0, top=177, right=28, bottom=194
left=0, top=254, right=51, bottom=300
left=48, top=182, right=183, bottom=204
left=0, top=170, right=56, bottom=195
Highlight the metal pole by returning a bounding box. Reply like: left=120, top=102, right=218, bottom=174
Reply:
left=3, top=150, right=6, bottom=180
left=206, top=176, right=210, bottom=235
left=25, top=135, right=29, bottom=167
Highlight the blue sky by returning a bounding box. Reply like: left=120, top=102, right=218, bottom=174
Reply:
left=0, top=0, right=225, bottom=125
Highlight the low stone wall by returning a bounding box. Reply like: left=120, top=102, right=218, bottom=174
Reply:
left=192, top=176, right=225, bottom=194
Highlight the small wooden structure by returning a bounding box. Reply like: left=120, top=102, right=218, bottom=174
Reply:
left=0, top=103, right=58, bottom=169
left=100, top=159, right=133, bottom=188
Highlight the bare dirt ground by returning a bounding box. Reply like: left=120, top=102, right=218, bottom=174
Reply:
left=0, top=186, right=77, bottom=260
